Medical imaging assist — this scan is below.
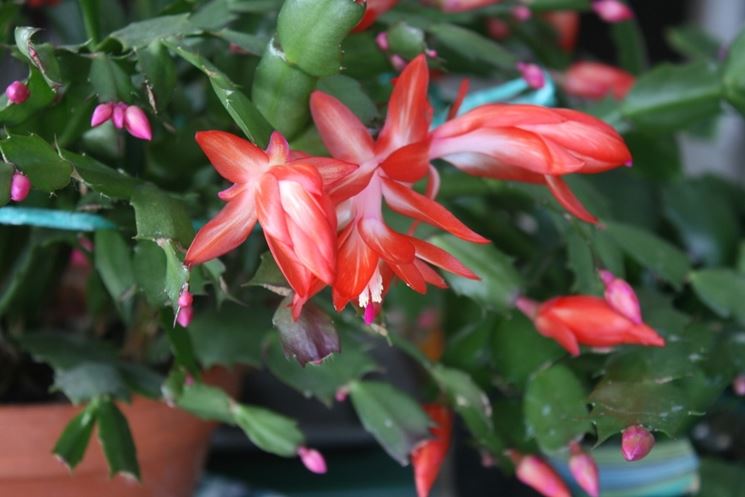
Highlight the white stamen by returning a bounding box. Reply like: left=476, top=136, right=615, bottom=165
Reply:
left=358, top=266, right=384, bottom=308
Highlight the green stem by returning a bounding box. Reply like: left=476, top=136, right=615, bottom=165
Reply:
left=79, top=0, right=101, bottom=45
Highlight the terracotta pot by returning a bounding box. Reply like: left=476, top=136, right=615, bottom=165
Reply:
left=0, top=367, right=242, bottom=497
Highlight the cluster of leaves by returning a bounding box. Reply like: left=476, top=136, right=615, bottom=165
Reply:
left=1, top=0, right=745, bottom=484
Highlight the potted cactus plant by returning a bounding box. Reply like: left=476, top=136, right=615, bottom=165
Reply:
left=1, top=0, right=745, bottom=496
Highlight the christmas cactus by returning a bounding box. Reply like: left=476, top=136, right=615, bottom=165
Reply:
left=1, top=0, right=745, bottom=495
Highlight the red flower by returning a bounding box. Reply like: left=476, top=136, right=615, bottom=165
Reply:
left=184, top=131, right=355, bottom=316
left=430, top=104, right=632, bottom=223
left=562, top=61, right=635, bottom=100
left=354, top=0, right=398, bottom=31
left=411, top=404, right=452, bottom=497
left=508, top=451, right=571, bottom=497
left=310, top=55, right=486, bottom=313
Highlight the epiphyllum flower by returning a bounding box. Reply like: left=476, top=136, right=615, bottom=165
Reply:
left=515, top=272, right=664, bottom=356
left=354, top=0, right=398, bottom=32
left=561, top=61, right=635, bottom=100
left=310, top=55, right=486, bottom=312
left=184, top=131, right=355, bottom=315
left=429, top=103, right=632, bottom=223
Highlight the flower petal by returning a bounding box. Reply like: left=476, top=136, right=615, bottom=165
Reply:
left=293, top=157, right=359, bottom=188
left=334, top=224, right=380, bottom=303
left=535, top=314, right=581, bottom=356
left=379, top=140, right=431, bottom=183
left=409, top=238, right=478, bottom=279
left=544, top=175, right=598, bottom=224
left=195, top=130, right=267, bottom=183
left=382, top=178, right=489, bottom=243
left=439, top=152, right=545, bottom=183
left=310, top=91, right=375, bottom=163
left=265, top=235, right=314, bottom=298
left=377, top=55, right=432, bottom=153
left=414, top=260, right=448, bottom=288
left=184, top=193, right=256, bottom=266
left=430, top=127, right=583, bottom=175
left=358, top=217, right=416, bottom=264
left=256, top=173, right=293, bottom=245
left=387, top=262, right=427, bottom=294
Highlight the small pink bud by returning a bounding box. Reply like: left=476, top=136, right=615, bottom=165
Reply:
left=5, top=81, right=30, bottom=104
left=733, top=375, right=745, bottom=396
left=298, top=447, right=327, bottom=474
left=124, top=105, right=152, bottom=141
left=425, top=48, right=438, bottom=59
left=480, top=451, right=496, bottom=468
left=176, top=306, right=193, bottom=327
left=178, top=289, right=193, bottom=308
left=10, top=172, right=31, bottom=202
left=569, top=443, right=599, bottom=497
left=112, top=103, right=127, bottom=129
left=375, top=32, right=390, bottom=51
left=592, top=0, right=634, bottom=23
left=624, top=160, right=633, bottom=167
left=184, top=374, right=195, bottom=386
left=517, top=62, right=545, bottom=90
left=509, top=451, right=571, bottom=497
left=91, top=103, right=114, bottom=127
left=335, top=386, right=349, bottom=402
left=599, top=270, right=642, bottom=324
left=512, top=5, right=532, bottom=21
left=621, top=425, right=655, bottom=462
left=390, top=54, right=407, bottom=72
left=515, top=296, right=540, bottom=320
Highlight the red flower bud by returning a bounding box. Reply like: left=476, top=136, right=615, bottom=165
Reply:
left=5, top=81, right=30, bottom=105
left=509, top=451, right=571, bottom=497
left=412, top=405, right=453, bottom=497
left=568, top=442, right=599, bottom=497
left=621, top=425, right=655, bottom=462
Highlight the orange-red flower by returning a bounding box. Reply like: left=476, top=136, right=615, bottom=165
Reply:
left=310, top=55, right=485, bottom=313
left=562, top=61, right=635, bottom=100
left=411, top=404, right=452, bottom=497
left=430, top=104, right=632, bottom=223
left=527, top=296, right=664, bottom=355
left=184, top=131, right=355, bottom=316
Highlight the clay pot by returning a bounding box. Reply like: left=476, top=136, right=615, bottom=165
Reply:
left=0, top=367, right=242, bottom=497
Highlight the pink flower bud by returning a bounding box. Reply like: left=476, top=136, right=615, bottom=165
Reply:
left=509, top=451, right=571, bottom=497
left=517, top=62, right=545, bottom=90
left=391, top=54, right=407, bottom=72
left=569, top=443, right=599, bottom=497
left=512, top=5, right=532, bottom=21
left=426, top=48, right=438, bottom=59
left=176, top=306, right=193, bottom=327
left=5, top=81, right=30, bottom=105
left=733, top=375, right=745, bottom=396
left=376, top=32, right=390, bottom=51
left=91, top=103, right=114, bottom=127
left=178, top=289, right=193, bottom=308
left=515, top=296, right=539, bottom=320
left=592, top=0, right=634, bottom=23
left=298, top=447, right=327, bottom=474
left=335, top=386, right=349, bottom=402
left=112, top=103, right=127, bottom=129
left=599, top=270, right=642, bottom=324
left=124, top=105, right=152, bottom=141
left=10, top=172, right=31, bottom=202
left=621, top=425, right=655, bottom=462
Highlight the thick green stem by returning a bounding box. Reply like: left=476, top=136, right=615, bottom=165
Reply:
left=78, top=0, right=101, bottom=45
